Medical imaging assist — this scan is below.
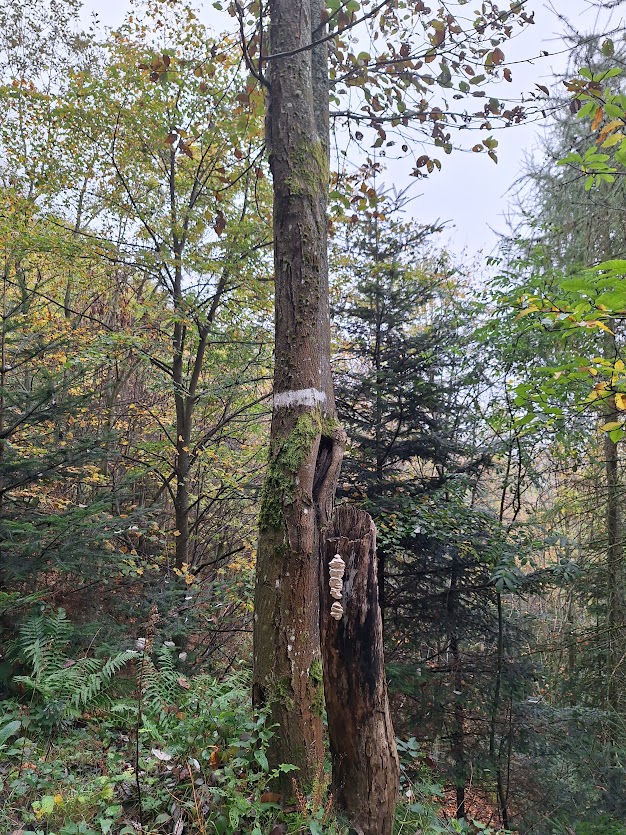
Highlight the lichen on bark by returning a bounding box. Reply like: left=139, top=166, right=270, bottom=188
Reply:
left=284, top=137, right=329, bottom=196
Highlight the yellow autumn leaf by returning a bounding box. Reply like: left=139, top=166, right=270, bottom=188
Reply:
left=515, top=305, right=539, bottom=319
left=616, top=393, right=626, bottom=411
left=585, top=320, right=615, bottom=334
left=598, top=118, right=624, bottom=141
left=600, top=421, right=622, bottom=432
left=601, top=132, right=625, bottom=148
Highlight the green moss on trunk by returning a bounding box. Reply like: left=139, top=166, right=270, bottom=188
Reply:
left=309, top=658, right=325, bottom=718
left=259, top=412, right=321, bottom=531
left=284, top=137, right=329, bottom=196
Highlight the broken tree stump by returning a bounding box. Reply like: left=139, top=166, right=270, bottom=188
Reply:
left=321, top=505, right=399, bottom=835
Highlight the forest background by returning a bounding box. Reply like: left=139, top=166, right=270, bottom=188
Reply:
left=2, top=1, right=626, bottom=834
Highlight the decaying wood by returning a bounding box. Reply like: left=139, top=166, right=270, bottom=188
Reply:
left=321, top=505, right=399, bottom=835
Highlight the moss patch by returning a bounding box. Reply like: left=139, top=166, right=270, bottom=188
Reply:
left=271, top=676, right=295, bottom=712
left=285, top=137, right=329, bottom=196
left=259, top=412, right=321, bottom=531
left=309, top=658, right=325, bottom=718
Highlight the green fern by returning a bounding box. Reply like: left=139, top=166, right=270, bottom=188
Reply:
left=140, top=644, right=184, bottom=718
left=11, top=607, right=137, bottom=728
left=71, top=649, right=139, bottom=709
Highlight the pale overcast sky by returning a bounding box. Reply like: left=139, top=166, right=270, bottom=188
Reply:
left=81, top=0, right=624, bottom=261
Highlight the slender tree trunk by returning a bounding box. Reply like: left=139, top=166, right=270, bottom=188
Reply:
left=321, top=506, right=399, bottom=835
left=599, top=323, right=626, bottom=809
left=489, top=591, right=510, bottom=829
left=253, top=0, right=346, bottom=786
left=373, top=269, right=386, bottom=621
left=605, top=422, right=625, bottom=711
left=172, top=259, right=191, bottom=570
left=0, top=266, right=6, bottom=517
left=448, top=568, right=467, bottom=821
left=603, top=325, right=626, bottom=719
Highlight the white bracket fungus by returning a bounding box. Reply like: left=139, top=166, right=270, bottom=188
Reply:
left=330, top=601, right=344, bottom=620
left=329, top=553, right=345, bottom=620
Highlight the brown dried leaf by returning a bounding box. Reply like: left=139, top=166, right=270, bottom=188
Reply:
left=260, top=792, right=282, bottom=804
left=591, top=106, right=604, bottom=132
left=213, top=212, right=226, bottom=236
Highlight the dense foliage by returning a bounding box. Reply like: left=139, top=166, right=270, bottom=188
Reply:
left=2, top=0, right=626, bottom=833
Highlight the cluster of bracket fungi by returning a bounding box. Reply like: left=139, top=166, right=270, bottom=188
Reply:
left=329, top=553, right=346, bottom=620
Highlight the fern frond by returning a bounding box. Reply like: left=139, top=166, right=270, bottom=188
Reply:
left=13, top=607, right=139, bottom=726
left=71, top=650, right=138, bottom=709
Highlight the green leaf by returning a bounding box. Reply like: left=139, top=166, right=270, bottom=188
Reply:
left=0, top=719, right=21, bottom=745
left=254, top=748, right=269, bottom=771
left=602, top=39, right=615, bottom=57
left=596, top=259, right=626, bottom=273
left=577, top=102, right=596, bottom=120
left=40, top=795, right=56, bottom=815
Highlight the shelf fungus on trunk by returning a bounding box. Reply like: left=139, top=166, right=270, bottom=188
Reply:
left=329, top=554, right=345, bottom=620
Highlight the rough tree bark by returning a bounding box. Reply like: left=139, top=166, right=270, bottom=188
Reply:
left=321, top=506, right=399, bottom=835
left=252, top=0, right=346, bottom=785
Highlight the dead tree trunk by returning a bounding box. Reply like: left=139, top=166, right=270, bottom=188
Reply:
left=321, top=505, right=399, bottom=835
